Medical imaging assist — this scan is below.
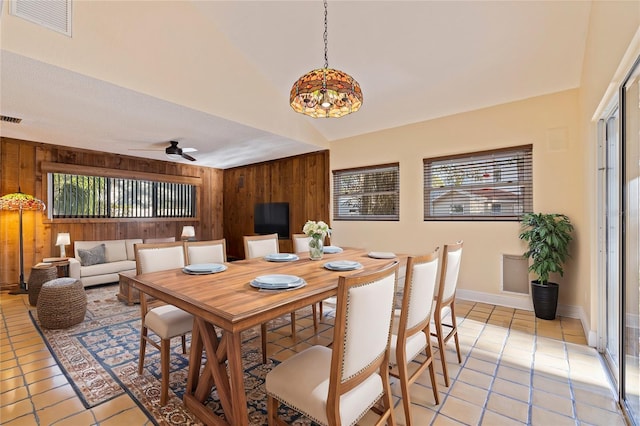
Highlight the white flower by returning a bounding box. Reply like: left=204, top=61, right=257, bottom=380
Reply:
left=303, top=220, right=330, bottom=239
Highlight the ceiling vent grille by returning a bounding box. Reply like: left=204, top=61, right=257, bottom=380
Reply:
left=0, top=115, right=23, bottom=124
left=10, top=0, right=72, bottom=37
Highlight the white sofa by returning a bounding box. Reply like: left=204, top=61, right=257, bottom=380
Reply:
left=69, top=239, right=142, bottom=287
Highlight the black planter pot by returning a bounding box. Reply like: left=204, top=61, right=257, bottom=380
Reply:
left=531, top=281, right=559, bottom=320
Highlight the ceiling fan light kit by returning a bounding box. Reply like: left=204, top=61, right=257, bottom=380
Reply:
left=164, top=141, right=196, bottom=162
left=290, top=0, right=362, bottom=118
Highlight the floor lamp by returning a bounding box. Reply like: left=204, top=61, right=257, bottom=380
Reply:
left=0, top=188, right=46, bottom=294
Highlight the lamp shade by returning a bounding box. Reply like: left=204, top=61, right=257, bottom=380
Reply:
left=55, top=232, right=71, bottom=246
left=181, top=226, right=195, bottom=239
left=0, top=191, right=46, bottom=211
left=290, top=68, right=363, bottom=118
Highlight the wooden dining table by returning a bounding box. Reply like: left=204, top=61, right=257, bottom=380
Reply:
left=129, top=247, right=404, bottom=426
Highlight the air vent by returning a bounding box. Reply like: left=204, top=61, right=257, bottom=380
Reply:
left=10, top=0, right=72, bottom=37
left=502, top=254, right=529, bottom=294
left=0, top=115, right=23, bottom=124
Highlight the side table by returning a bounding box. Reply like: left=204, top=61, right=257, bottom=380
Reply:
left=28, top=264, right=58, bottom=306
left=117, top=271, right=140, bottom=305
left=43, top=257, right=70, bottom=278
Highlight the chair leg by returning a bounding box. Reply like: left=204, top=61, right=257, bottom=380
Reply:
left=312, top=304, right=318, bottom=331
left=181, top=335, right=187, bottom=354
left=267, top=394, right=278, bottom=426
left=453, top=330, right=461, bottom=363
left=450, top=303, right=462, bottom=363
left=138, top=327, right=148, bottom=375
left=290, top=312, right=296, bottom=342
left=426, top=339, right=440, bottom=405
left=380, top=366, right=396, bottom=426
left=319, top=300, right=324, bottom=319
left=261, top=323, right=268, bottom=364
left=396, top=355, right=413, bottom=425
left=435, top=315, right=451, bottom=387
left=160, top=338, right=171, bottom=406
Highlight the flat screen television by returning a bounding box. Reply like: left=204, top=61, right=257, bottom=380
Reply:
left=254, top=202, right=289, bottom=239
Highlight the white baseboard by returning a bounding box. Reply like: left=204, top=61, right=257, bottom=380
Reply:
left=456, top=289, right=596, bottom=347
left=457, top=289, right=533, bottom=311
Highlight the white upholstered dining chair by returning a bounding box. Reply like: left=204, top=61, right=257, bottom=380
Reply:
left=266, top=261, right=399, bottom=426
left=243, top=233, right=279, bottom=259
left=390, top=249, right=441, bottom=424
left=431, top=240, right=464, bottom=387
left=135, top=241, right=193, bottom=406
left=291, top=233, right=312, bottom=254
left=243, top=233, right=318, bottom=363
left=265, top=261, right=398, bottom=425
left=184, top=239, right=227, bottom=264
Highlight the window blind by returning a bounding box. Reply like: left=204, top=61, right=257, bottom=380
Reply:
left=333, top=163, right=399, bottom=221
left=51, top=173, right=196, bottom=219
left=423, top=145, right=532, bottom=221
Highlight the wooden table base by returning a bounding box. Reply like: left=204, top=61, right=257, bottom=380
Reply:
left=184, top=318, right=247, bottom=426
left=117, top=271, right=140, bottom=305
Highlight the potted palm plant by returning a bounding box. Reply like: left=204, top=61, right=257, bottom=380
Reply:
left=519, top=212, right=574, bottom=320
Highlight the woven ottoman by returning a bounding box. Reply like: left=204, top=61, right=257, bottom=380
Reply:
left=27, top=264, right=58, bottom=306
left=37, top=278, right=87, bottom=329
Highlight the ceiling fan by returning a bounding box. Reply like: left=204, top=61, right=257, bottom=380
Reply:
left=129, top=140, right=197, bottom=161
left=164, top=140, right=197, bottom=161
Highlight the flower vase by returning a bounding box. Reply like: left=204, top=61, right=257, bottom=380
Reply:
left=308, top=237, right=324, bottom=260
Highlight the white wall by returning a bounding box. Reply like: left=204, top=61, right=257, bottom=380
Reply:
left=330, top=1, right=640, bottom=346
left=330, top=89, right=582, bottom=308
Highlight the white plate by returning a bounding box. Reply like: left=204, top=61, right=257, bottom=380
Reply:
left=324, top=260, right=363, bottom=271
left=368, top=252, right=396, bottom=259
left=250, top=280, right=306, bottom=290
left=264, top=253, right=299, bottom=262
left=323, top=246, right=343, bottom=254
left=251, top=274, right=305, bottom=289
left=253, top=274, right=303, bottom=286
left=184, top=263, right=227, bottom=273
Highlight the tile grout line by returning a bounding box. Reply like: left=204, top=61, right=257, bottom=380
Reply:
left=0, top=295, right=38, bottom=424
left=477, top=304, right=515, bottom=425
left=564, top=340, right=581, bottom=425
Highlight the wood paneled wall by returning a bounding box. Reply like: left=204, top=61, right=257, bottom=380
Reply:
left=1, top=138, right=329, bottom=289
left=223, top=151, right=330, bottom=259
left=0, top=137, right=223, bottom=289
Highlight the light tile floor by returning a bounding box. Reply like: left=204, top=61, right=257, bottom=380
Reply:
left=0, top=290, right=628, bottom=425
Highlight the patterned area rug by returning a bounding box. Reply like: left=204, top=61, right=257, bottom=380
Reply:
left=30, top=284, right=315, bottom=425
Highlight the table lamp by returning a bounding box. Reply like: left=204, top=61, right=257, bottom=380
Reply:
left=181, top=226, right=195, bottom=241
left=56, top=232, right=71, bottom=257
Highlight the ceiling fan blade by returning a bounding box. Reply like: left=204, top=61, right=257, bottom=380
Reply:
left=182, top=152, right=197, bottom=161
left=182, top=147, right=197, bottom=153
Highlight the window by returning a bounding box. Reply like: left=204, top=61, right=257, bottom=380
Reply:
left=50, top=172, right=196, bottom=219
left=424, top=145, right=532, bottom=221
left=333, top=163, right=399, bottom=221
left=450, top=204, right=464, bottom=215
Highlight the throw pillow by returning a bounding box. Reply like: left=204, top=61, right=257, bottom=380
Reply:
left=78, top=244, right=107, bottom=266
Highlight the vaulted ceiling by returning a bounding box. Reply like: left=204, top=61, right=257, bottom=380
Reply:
left=0, top=1, right=591, bottom=169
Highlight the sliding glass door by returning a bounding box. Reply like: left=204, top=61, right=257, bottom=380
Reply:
left=604, top=106, right=620, bottom=378
left=622, top=56, right=640, bottom=423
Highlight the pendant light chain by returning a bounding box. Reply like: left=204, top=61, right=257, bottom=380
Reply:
left=323, top=0, right=329, bottom=69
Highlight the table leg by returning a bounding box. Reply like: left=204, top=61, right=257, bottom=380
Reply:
left=185, top=319, right=203, bottom=396
left=184, top=318, right=245, bottom=426
left=227, top=330, right=249, bottom=426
